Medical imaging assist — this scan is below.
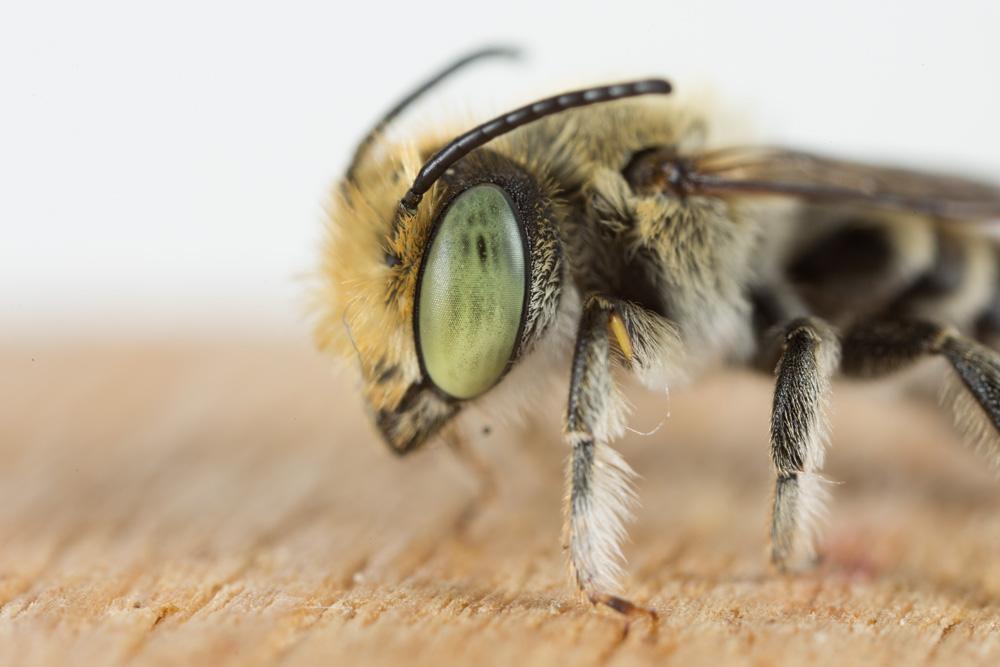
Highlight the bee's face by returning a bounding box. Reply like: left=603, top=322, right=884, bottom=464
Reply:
left=317, top=141, right=563, bottom=453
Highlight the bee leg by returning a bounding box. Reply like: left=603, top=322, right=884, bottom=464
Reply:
left=442, top=426, right=497, bottom=535
left=769, top=317, right=841, bottom=571
left=840, top=319, right=1000, bottom=454
left=938, top=336, right=1000, bottom=443
left=565, top=297, right=657, bottom=621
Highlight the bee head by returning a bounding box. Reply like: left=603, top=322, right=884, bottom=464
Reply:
left=315, top=50, right=671, bottom=454
left=318, top=136, right=563, bottom=454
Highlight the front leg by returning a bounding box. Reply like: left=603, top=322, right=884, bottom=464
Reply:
left=768, top=317, right=840, bottom=570
left=564, top=296, right=676, bottom=618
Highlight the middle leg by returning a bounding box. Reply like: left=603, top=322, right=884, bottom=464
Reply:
left=767, top=317, right=841, bottom=570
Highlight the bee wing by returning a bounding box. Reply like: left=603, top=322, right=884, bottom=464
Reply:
left=669, top=147, right=1000, bottom=221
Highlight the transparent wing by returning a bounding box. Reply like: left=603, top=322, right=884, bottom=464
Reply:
left=633, top=147, right=1000, bottom=221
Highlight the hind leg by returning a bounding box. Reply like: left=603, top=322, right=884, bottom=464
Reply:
left=840, top=318, right=1000, bottom=454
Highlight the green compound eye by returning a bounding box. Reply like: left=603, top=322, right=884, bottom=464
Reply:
left=416, top=185, right=526, bottom=399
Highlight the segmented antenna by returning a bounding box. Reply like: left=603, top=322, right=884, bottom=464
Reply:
left=399, top=79, right=673, bottom=214
left=345, top=47, right=521, bottom=182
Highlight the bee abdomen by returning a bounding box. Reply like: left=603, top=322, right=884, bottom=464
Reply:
left=788, top=224, right=895, bottom=284
left=783, top=212, right=998, bottom=346
left=783, top=214, right=936, bottom=325
left=972, top=247, right=1000, bottom=348
left=888, top=232, right=999, bottom=343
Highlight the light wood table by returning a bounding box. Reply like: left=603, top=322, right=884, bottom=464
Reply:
left=3, top=337, right=1000, bottom=665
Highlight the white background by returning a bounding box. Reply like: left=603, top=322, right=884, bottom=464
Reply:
left=3, top=0, right=999, bottom=335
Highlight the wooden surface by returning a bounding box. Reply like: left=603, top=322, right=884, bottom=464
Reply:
left=4, top=337, right=1000, bottom=666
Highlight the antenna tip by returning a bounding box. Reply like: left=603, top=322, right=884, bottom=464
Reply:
left=638, top=79, right=672, bottom=94
left=480, top=45, right=524, bottom=61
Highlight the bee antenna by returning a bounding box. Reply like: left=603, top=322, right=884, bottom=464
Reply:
left=399, top=79, right=673, bottom=214
left=345, top=46, right=522, bottom=183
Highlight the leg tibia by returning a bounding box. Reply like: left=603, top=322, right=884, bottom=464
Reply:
left=939, top=335, right=1000, bottom=464
left=769, top=318, right=839, bottom=570
left=566, top=436, right=637, bottom=595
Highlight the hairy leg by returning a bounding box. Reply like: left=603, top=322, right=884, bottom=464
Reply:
left=766, top=315, right=1000, bottom=570
left=564, top=296, right=677, bottom=618
left=768, top=317, right=840, bottom=570
left=841, top=318, right=1000, bottom=459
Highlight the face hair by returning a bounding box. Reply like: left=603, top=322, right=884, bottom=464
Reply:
left=345, top=46, right=521, bottom=183
left=398, top=79, right=674, bottom=214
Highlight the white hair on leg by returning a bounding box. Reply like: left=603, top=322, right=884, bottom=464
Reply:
left=788, top=472, right=832, bottom=565
left=771, top=319, right=839, bottom=569
left=792, top=334, right=837, bottom=565
left=565, top=433, right=638, bottom=596
left=941, top=374, right=1000, bottom=471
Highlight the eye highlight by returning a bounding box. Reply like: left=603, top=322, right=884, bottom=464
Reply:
left=416, top=185, right=527, bottom=399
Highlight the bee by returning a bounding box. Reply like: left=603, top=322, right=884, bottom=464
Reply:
left=315, top=47, right=1000, bottom=617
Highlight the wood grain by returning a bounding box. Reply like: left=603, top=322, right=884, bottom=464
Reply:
left=3, top=337, right=1000, bottom=666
